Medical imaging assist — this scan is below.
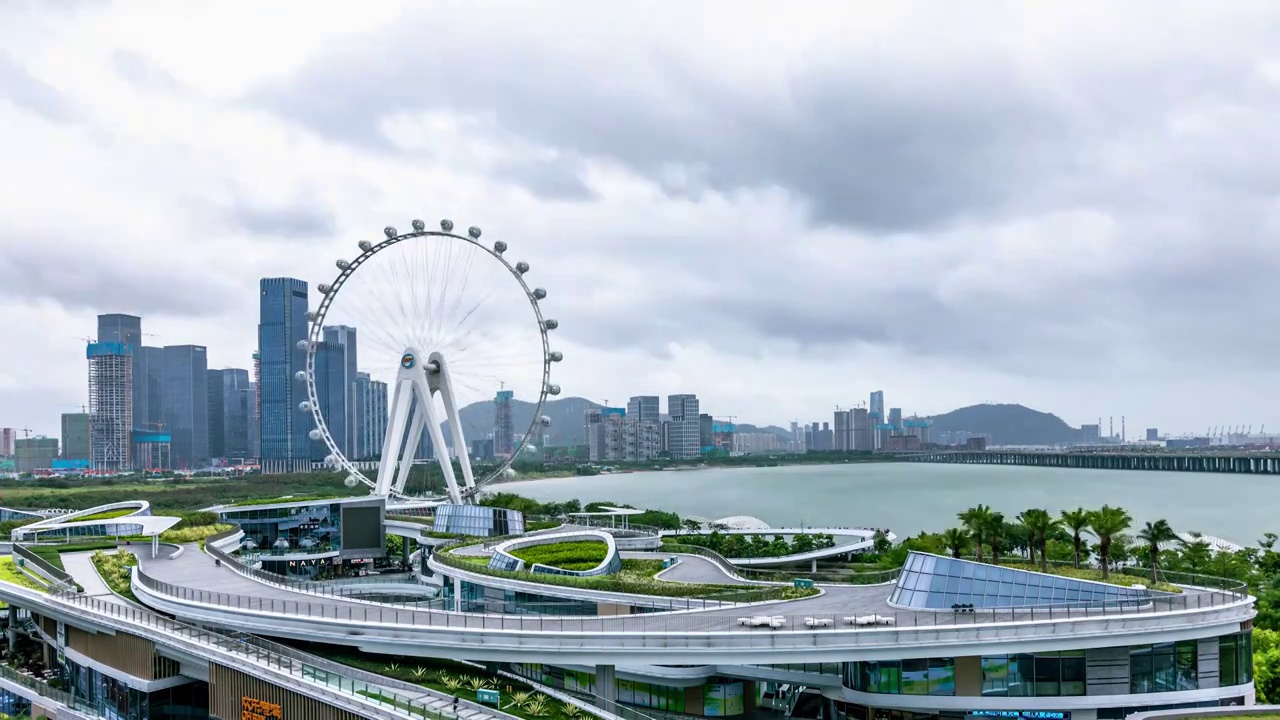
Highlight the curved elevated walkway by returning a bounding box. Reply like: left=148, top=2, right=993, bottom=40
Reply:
left=662, top=528, right=899, bottom=568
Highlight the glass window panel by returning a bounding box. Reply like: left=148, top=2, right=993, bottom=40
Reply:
left=973, top=563, right=990, bottom=580
left=945, top=576, right=961, bottom=593
left=1061, top=653, right=1086, bottom=696
left=1034, top=654, right=1061, bottom=697
left=1009, top=655, right=1034, bottom=697
left=981, top=656, right=1010, bottom=697
left=919, top=555, right=937, bottom=574
left=1175, top=641, right=1198, bottom=691
left=957, top=578, right=974, bottom=595
left=901, top=659, right=928, bottom=695
left=1131, top=646, right=1155, bottom=694
left=930, top=573, right=948, bottom=592
left=960, top=561, right=976, bottom=578
left=998, top=567, right=1016, bottom=582
left=928, top=658, right=956, bottom=696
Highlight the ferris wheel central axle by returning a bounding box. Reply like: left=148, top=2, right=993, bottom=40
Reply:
left=374, top=348, right=477, bottom=504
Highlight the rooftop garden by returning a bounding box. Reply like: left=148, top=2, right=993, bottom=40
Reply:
left=224, top=494, right=350, bottom=508
left=0, top=557, right=46, bottom=593
left=509, top=541, right=609, bottom=571
left=317, top=650, right=583, bottom=720
left=71, top=507, right=138, bottom=522
left=441, top=548, right=815, bottom=602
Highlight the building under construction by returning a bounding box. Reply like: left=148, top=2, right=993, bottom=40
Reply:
left=87, top=341, right=132, bottom=472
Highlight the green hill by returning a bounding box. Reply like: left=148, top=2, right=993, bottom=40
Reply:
left=926, top=403, right=1079, bottom=446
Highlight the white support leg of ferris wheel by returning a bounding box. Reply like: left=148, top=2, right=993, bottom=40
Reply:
left=431, top=352, right=477, bottom=494
left=375, top=347, right=471, bottom=505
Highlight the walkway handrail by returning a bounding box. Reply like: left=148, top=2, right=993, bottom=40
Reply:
left=49, top=587, right=448, bottom=720
left=223, top=633, right=522, bottom=720
left=206, top=532, right=424, bottom=600
left=12, top=543, right=78, bottom=592
left=657, top=543, right=748, bottom=581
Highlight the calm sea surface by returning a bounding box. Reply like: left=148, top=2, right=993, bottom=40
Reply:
left=499, top=463, right=1275, bottom=545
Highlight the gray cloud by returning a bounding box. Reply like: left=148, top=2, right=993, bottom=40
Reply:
left=226, top=198, right=335, bottom=239
left=0, top=52, right=79, bottom=123
left=0, top=237, right=232, bottom=317
left=110, top=50, right=185, bottom=94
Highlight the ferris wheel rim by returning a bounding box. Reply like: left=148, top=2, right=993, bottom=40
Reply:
left=301, top=221, right=555, bottom=499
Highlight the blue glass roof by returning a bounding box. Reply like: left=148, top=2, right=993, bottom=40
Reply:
left=888, top=551, right=1152, bottom=610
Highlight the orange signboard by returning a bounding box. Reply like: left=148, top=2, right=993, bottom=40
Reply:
left=242, top=697, right=282, bottom=720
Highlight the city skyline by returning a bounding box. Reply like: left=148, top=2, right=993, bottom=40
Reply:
left=5, top=4, right=1280, bottom=439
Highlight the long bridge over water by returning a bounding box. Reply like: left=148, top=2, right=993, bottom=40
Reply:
left=901, top=449, right=1280, bottom=474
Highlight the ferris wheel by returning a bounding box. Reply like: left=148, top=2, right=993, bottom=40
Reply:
left=300, top=219, right=561, bottom=503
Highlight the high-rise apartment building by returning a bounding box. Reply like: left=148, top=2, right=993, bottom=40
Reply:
left=208, top=368, right=253, bottom=461
left=833, top=410, right=852, bottom=451
left=666, top=394, right=700, bottom=459
left=852, top=407, right=872, bottom=451
left=258, top=277, right=311, bottom=473
left=623, top=418, right=662, bottom=462
left=323, top=325, right=359, bottom=458
left=494, top=390, right=515, bottom=457
left=869, top=391, right=885, bottom=450
left=889, top=407, right=903, bottom=432
left=87, top=341, right=132, bottom=472
left=0, top=428, right=15, bottom=456
left=586, top=407, right=626, bottom=462
left=626, top=396, right=660, bottom=423
left=61, top=413, right=90, bottom=461
left=310, top=341, right=347, bottom=462
left=162, top=345, right=209, bottom=469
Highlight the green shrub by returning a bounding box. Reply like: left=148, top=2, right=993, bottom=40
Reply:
left=72, top=508, right=137, bottom=522
left=90, top=550, right=138, bottom=602
left=159, top=524, right=233, bottom=544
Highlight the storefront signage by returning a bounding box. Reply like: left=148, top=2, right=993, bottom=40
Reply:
left=242, top=697, right=283, bottom=720
left=967, top=707, right=1070, bottom=712
left=56, top=621, right=65, bottom=648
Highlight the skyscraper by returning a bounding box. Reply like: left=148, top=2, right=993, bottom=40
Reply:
left=208, top=368, right=253, bottom=460
left=869, top=390, right=885, bottom=450
left=888, top=407, right=903, bottom=432
left=666, top=394, right=700, bottom=459
left=161, top=345, right=209, bottom=469
left=133, top=346, right=165, bottom=431
left=87, top=341, right=132, bottom=472
left=354, top=372, right=387, bottom=460
left=311, top=340, right=346, bottom=461
left=833, top=410, right=852, bottom=451
left=494, top=389, right=515, bottom=457
left=258, top=277, right=310, bottom=473
left=852, top=407, right=872, bottom=451
left=323, top=325, right=359, bottom=458
left=0, top=428, right=14, bottom=456
left=97, top=314, right=145, bottom=431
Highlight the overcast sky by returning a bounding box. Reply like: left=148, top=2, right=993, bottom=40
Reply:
left=3, top=0, right=1279, bottom=439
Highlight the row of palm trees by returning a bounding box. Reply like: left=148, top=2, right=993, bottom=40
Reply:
left=946, top=504, right=1179, bottom=580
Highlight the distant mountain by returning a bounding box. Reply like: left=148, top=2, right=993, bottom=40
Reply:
left=733, top=423, right=794, bottom=441
left=451, top=396, right=600, bottom=447
left=926, top=403, right=1079, bottom=446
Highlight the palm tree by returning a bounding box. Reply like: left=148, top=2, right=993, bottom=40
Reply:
left=1087, top=505, right=1133, bottom=579
left=1136, top=519, right=1178, bottom=582
left=1018, top=508, right=1060, bottom=573
left=1060, top=508, right=1091, bottom=569
left=941, top=528, right=970, bottom=559
left=959, top=505, right=994, bottom=562
left=987, top=512, right=1007, bottom=566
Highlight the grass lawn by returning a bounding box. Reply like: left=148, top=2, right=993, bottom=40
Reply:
left=510, top=541, right=609, bottom=571
left=29, top=541, right=119, bottom=571
left=225, top=494, right=349, bottom=507
left=72, top=508, right=137, bottom=522
left=0, top=557, right=47, bottom=593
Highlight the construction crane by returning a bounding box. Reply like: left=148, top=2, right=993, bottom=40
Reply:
left=20, top=427, right=32, bottom=438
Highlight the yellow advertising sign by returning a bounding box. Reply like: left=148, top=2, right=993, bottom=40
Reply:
left=242, top=697, right=283, bottom=720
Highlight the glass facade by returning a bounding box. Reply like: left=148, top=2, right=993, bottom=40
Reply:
left=224, top=503, right=342, bottom=557
left=65, top=656, right=209, bottom=719
left=433, top=504, right=525, bottom=537
left=311, top=340, right=347, bottom=462
left=1130, top=641, right=1198, bottom=693
left=160, top=345, right=209, bottom=469
left=1220, top=632, right=1254, bottom=687
left=844, top=659, right=956, bottom=696
left=980, top=652, right=1086, bottom=696
left=890, top=552, right=1150, bottom=609
left=258, top=277, right=310, bottom=469
left=322, top=325, right=358, bottom=459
